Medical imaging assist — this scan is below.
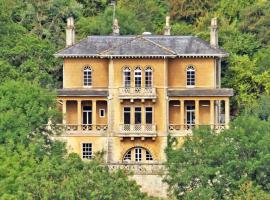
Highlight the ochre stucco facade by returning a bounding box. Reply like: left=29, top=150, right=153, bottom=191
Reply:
left=55, top=57, right=232, bottom=163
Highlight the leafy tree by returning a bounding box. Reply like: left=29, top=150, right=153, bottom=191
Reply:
left=0, top=80, right=154, bottom=199
left=165, top=115, right=270, bottom=199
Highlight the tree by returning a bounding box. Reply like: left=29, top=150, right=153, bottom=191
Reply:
left=165, top=115, right=270, bottom=199
left=0, top=80, right=155, bottom=199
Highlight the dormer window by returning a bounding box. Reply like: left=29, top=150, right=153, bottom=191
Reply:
left=83, top=66, right=92, bottom=86
left=145, top=67, right=153, bottom=88
left=186, top=65, right=195, bottom=87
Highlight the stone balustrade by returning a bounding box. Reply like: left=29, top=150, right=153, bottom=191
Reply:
left=119, top=124, right=157, bottom=134
left=58, top=124, right=108, bottom=133
left=119, top=87, right=156, bottom=99
left=107, top=162, right=165, bottom=175
left=168, top=123, right=225, bottom=134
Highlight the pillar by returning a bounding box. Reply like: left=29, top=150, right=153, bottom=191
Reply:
left=210, top=100, right=215, bottom=129
left=180, top=100, right=185, bottom=130
left=195, top=100, right=200, bottom=127
left=142, top=103, right=146, bottom=125
left=77, top=100, right=82, bottom=131
left=92, top=100, right=97, bottom=130
left=225, top=99, right=230, bottom=129
left=62, top=100, right=67, bottom=124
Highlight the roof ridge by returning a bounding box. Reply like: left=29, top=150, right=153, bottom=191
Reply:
left=141, top=36, right=176, bottom=55
left=98, top=35, right=143, bottom=55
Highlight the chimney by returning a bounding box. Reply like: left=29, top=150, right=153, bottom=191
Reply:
left=66, top=17, right=75, bottom=47
left=164, top=16, right=171, bottom=36
left=112, top=18, right=120, bottom=36
left=210, top=18, right=218, bottom=48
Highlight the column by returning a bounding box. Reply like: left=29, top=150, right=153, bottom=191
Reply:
left=62, top=100, right=67, bottom=124
left=210, top=100, right=215, bottom=129
left=77, top=100, right=82, bottom=131
left=142, top=103, right=146, bottom=131
left=225, top=99, right=230, bottom=129
left=195, top=100, right=200, bottom=127
left=92, top=100, right=97, bottom=130
left=180, top=100, right=185, bottom=130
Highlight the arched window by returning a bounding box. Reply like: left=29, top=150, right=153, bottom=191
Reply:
left=145, top=67, right=153, bottom=88
left=123, top=147, right=154, bottom=162
left=123, top=67, right=131, bottom=88
left=134, top=67, right=142, bottom=88
left=83, top=66, right=92, bottom=86
left=186, top=65, right=195, bottom=86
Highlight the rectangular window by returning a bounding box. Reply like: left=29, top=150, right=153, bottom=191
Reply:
left=124, top=70, right=131, bottom=88
left=84, top=68, right=92, bottom=86
left=186, top=105, right=195, bottom=125
left=83, top=106, right=92, bottom=124
left=135, top=107, right=142, bottom=124
left=145, top=70, right=152, bottom=88
left=145, top=107, right=153, bottom=124
left=135, top=148, right=142, bottom=162
left=187, top=70, right=195, bottom=86
left=124, top=107, right=131, bottom=124
left=82, top=143, right=92, bottom=159
left=134, top=70, right=142, bottom=88
left=99, top=109, right=105, bottom=117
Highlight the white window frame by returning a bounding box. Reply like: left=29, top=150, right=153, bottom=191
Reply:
left=146, top=150, right=153, bottom=161
left=82, top=105, right=92, bottom=125
left=123, top=150, right=132, bottom=161
left=99, top=109, right=105, bottom=118
left=134, top=67, right=142, bottom=88
left=83, top=66, right=92, bottom=87
left=145, top=67, right=153, bottom=88
left=81, top=142, right=92, bottom=159
left=123, top=67, right=131, bottom=88
left=186, top=105, right=195, bottom=126
left=186, top=65, right=195, bottom=87
left=135, top=147, right=142, bottom=162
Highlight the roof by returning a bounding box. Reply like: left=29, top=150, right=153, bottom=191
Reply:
left=168, top=88, right=234, bottom=97
left=57, top=89, right=108, bottom=97
left=56, top=35, right=228, bottom=58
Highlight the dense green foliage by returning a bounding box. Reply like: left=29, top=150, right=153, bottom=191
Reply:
left=165, top=98, right=270, bottom=199
left=0, top=81, right=153, bottom=199
left=1, top=0, right=270, bottom=199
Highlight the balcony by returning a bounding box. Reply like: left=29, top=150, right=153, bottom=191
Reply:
left=118, top=124, right=157, bottom=138
left=58, top=124, right=108, bottom=135
left=168, top=123, right=225, bottom=135
left=118, top=87, right=157, bottom=100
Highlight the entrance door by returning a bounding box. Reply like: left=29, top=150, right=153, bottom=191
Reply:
left=83, top=106, right=92, bottom=125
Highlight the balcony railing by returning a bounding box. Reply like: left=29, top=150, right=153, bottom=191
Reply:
left=119, top=87, right=156, bottom=98
left=119, top=124, right=157, bottom=135
left=168, top=124, right=225, bottom=134
left=59, top=124, right=108, bottom=133
left=107, top=162, right=165, bottom=175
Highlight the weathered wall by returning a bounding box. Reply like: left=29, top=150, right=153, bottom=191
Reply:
left=131, top=174, right=168, bottom=198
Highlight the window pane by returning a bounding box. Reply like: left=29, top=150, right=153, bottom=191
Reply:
left=135, top=107, right=141, bottom=124
left=146, top=107, right=152, bottom=124
left=135, top=148, right=142, bottom=162
left=82, top=143, right=92, bottom=159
